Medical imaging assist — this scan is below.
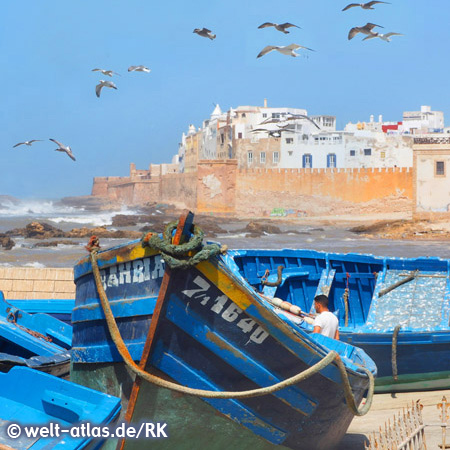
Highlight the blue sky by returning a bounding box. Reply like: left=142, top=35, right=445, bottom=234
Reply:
left=0, top=0, right=447, bottom=198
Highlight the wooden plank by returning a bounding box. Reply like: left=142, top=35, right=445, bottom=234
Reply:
left=120, top=210, right=194, bottom=449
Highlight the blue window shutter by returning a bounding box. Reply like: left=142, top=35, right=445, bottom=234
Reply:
left=327, top=154, right=330, bottom=168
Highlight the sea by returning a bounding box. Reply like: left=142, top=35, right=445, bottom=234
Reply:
left=1, top=198, right=450, bottom=269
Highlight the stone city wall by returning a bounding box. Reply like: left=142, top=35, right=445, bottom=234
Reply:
left=92, top=162, right=413, bottom=216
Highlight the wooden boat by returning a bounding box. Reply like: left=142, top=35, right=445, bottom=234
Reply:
left=9, top=298, right=74, bottom=324
left=227, top=248, right=450, bottom=393
left=0, top=291, right=72, bottom=377
left=71, top=213, right=376, bottom=450
left=0, top=366, right=121, bottom=449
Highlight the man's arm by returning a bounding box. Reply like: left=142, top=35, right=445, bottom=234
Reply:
left=334, top=329, right=339, bottom=340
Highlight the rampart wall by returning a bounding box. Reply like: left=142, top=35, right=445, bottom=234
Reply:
left=91, top=162, right=413, bottom=216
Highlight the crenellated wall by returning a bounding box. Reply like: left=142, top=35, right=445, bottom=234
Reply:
left=92, top=163, right=413, bottom=216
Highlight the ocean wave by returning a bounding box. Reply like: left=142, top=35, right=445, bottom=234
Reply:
left=0, top=199, right=81, bottom=216
left=23, top=261, right=47, bottom=268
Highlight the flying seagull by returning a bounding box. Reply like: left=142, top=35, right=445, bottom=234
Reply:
left=251, top=127, right=295, bottom=138
left=257, top=43, right=314, bottom=58
left=13, top=140, right=43, bottom=148
left=258, top=22, right=301, bottom=34
left=260, top=114, right=321, bottom=130
left=342, top=1, right=390, bottom=11
left=49, top=139, right=76, bottom=162
left=95, top=80, right=118, bottom=98
left=128, top=65, right=151, bottom=73
left=348, top=23, right=383, bottom=40
left=193, top=28, right=216, bottom=40
left=91, top=68, right=121, bottom=77
left=363, top=31, right=403, bottom=42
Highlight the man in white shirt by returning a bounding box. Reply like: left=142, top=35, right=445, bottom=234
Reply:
left=312, top=294, right=339, bottom=340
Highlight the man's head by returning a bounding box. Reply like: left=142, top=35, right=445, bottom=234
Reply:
left=314, top=294, right=329, bottom=313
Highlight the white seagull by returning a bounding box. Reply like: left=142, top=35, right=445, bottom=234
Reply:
left=257, top=43, right=315, bottom=58
left=258, top=22, right=301, bottom=34
left=91, top=68, right=121, bottom=77
left=348, top=23, right=383, bottom=40
left=13, top=140, right=43, bottom=148
left=128, top=65, right=151, bottom=73
left=363, top=31, right=403, bottom=42
left=193, top=28, right=216, bottom=40
left=95, top=80, right=118, bottom=98
left=260, top=114, right=321, bottom=130
left=49, top=139, right=76, bottom=161
left=342, top=1, right=390, bottom=11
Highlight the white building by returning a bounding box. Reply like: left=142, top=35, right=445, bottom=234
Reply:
left=403, top=105, right=444, bottom=134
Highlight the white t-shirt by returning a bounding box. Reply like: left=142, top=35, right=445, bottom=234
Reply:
left=313, top=311, right=339, bottom=339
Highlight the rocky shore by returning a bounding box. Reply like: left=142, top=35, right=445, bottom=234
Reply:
left=1, top=200, right=449, bottom=251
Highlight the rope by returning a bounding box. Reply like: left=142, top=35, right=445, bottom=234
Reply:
left=392, top=324, right=401, bottom=381
left=88, top=248, right=374, bottom=414
left=142, top=224, right=224, bottom=269
left=343, top=272, right=350, bottom=327
left=261, top=266, right=284, bottom=287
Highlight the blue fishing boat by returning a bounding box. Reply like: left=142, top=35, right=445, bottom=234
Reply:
left=9, top=299, right=74, bottom=324
left=227, top=248, right=450, bottom=392
left=0, top=366, right=121, bottom=449
left=71, top=213, right=376, bottom=450
left=0, top=291, right=72, bottom=377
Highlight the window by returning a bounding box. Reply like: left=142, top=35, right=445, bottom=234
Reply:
left=242, top=113, right=246, bottom=118
left=327, top=153, right=336, bottom=168
left=380, top=151, right=386, bottom=159
left=303, top=154, right=312, bottom=168
left=273, top=152, right=279, bottom=164
left=436, top=161, right=445, bottom=176
left=350, top=150, right=356, bottom=156
left=364, top=148, right=372, bottom=156
left=220, top=134, right=224, bottom=144
left=260, top=152, right=266, bottom=164
left=272, top=113, right=280, bottom=119
left=262, top=113, right=267, bottom=118
left=248, top=152, right=253, bottom=165
left=238, top=132, right=243, bottom=139
left=286, top=137, right=294, bottom=144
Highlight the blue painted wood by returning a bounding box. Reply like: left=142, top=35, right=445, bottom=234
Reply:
left=0, top=293, right=72, bottom=376
left=0, top=366, right=121, bottom=449
left=73, top=240, right=375, bottom=449
left=228, top=249, right=450, bottom=392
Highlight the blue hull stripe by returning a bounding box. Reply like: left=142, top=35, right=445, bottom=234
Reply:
left=155, top=348, right=287, bottom=445
left=72, top=297, right=157, bottom=323
left=165, top=294, right=318, bottom=416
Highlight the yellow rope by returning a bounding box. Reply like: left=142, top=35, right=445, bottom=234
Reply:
left=89, top=250, right=374, bottom=414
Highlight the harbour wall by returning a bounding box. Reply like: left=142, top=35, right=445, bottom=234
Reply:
left=92, top=161, right=413, bottom=216
left=0, top=268, right=75, bottom=299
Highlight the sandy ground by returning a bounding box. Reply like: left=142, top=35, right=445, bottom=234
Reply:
left=339, top=389, right=450, bottom=449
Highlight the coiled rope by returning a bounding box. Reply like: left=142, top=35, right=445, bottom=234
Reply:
left=88, top=247, right=374, bottom=415
left=141, top=222, right=225, bottom=270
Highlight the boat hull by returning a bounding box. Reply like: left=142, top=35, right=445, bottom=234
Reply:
left=72, top=240, right=375, bottom=450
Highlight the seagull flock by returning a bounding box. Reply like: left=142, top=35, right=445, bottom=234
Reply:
left=14, top=3, right=403, bottom=159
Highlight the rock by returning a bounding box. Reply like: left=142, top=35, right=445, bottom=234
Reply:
left=7, top=222, right=66, bottom=239
left=0, top=234, right=15, bottom=250
left=244, top=221, right=282, bottom=235
left=111, top=214, right=151, bottom=227
left=32, top=240, right=76, bottom=248
left=67, top=226, right=142, bottom=239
